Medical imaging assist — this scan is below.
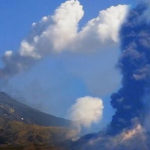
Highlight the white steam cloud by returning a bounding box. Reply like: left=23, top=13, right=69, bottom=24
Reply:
left=70, top=96, right=104, bottom=128
left=0, top=0, right=129, bottom=78
left=72, top=4, right=129, bottom=52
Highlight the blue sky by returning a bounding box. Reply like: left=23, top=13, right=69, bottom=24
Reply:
left=0, top=0, right=135, bottom=52
left=0, top=0, right=136, bottom=132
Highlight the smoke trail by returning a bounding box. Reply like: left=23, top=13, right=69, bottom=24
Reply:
left=0, top=0, right=84, bottom=79
left=110, top=2, right=150, bottom=134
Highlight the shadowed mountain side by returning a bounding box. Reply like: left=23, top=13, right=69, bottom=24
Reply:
left=0, top=92, right=76, bottom=150
left=0, top=92, right=70, bottom=127
left=0, top=117, right=74, bottom=150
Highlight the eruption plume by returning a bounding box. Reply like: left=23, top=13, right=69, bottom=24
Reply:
left=110, top=2, right=150, bottom=134
left=73, top=1, right=150, bottom=150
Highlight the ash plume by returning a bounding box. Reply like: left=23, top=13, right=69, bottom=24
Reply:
left=73, top=1, right=150, bottom=150
left=110, top=2, right=150, bottom=134
left=72, top=124, right=150, bottom=150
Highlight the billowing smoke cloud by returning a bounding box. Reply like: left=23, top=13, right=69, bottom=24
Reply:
left=109, top=1, right=150, bottom=134
left=71, top=1, right=150, bottom=150
left=0, top=0, right=84, bottom=78
left=70, top=96, right=104, bottom=129
left=0, top=0, right=128, bottom=79
left=71, top=4, right=128, bottom=52
left=72, top=124, right=149, bottom=150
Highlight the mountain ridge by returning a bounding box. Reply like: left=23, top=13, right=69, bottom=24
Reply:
left=0, top=92, right=70, bottom=127
left=0, top=92, right=74, bottom=150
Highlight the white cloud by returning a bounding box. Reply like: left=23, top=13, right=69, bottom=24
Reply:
left=20, top=0, right=84, bottom=58
left=0, top=0, right=129, bottom=80
left=70, top=96, right=104, bottom=128
left=50, top=0, right=84, bottom=51
left=4, top=50, right=13, bottom=57
left=20, top=40, right=38, bottom=58
left=72, top=4, right=128, bottom=52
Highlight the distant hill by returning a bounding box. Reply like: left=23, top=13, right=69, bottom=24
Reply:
left=0, top=92, right=70, bottom=127
left=0, top=92, right=75, bottom=150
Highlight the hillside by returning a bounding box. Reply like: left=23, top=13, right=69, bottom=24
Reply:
left=0, top=92, right=70, bottom=127
left=0, top=117, right=74, bottom=150
left=0, top=92, right=75, bottom=150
